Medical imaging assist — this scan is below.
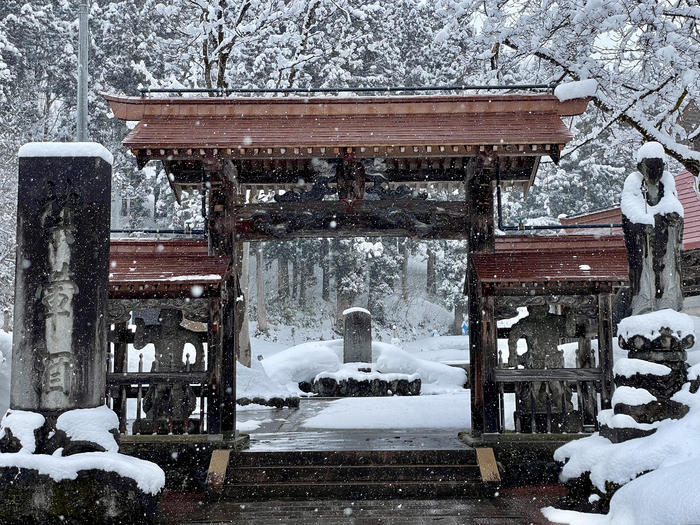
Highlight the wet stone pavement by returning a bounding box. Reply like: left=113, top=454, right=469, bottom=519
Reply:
left=159, top=486, right=564, bottom=524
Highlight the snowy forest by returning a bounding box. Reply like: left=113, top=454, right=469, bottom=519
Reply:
left=0, top=0, right=698, bottom=336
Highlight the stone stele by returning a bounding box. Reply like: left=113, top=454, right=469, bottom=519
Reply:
left=11, top=145, right=112, bottom=416
left=343, top=307, right=372, bottom=364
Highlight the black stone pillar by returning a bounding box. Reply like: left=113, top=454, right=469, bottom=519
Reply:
left=11, top=144, right=112, bottom=415
left=343, top=308, right=372, bottom=363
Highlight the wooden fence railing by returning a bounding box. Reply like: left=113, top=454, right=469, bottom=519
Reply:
left=494, top=367, right=601, bottom=434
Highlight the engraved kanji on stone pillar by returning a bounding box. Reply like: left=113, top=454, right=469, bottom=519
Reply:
left=11, top=143, right=112, bottom=415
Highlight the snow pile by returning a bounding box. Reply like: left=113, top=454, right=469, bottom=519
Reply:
left=554, top=383, right=700, bottom=491
left=554, top=79, right=597, bottom=101
left=56, top=406, right=119, bottom=453
left=376, top=346, right=467, bottom=394
left=237, top=360, right=295, bottom=401
left=597, top=409, right=661, bottom=431
left=261, top=340, right=343, bottom=393
left=636, top=141, right=667, bottom=163
left=402, top=335, right=469, bottom=363
left=315, top=363, right=419, bottom=383
left=617, top=309, right=695, bottom=340
left=0, top=451, right=164, bottom=495
left=0, top=410, right=45, bottom=453
left=18, top=142, right=114, bottom=165
left=620, top=171, right=684, bottom=225
left=613, top=357, right=671, bottom=378
left=0, top=329, right=11, bottom=417
left=342, top=307, right=370, bottom=316
left=302, top=392, right=469, bottom=429
left=542, top=458, right=700, bottom=525
left=611, top=386, right=656, bottom=407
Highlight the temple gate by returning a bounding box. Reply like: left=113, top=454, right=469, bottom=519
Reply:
left=104, top=91, right=600, bottom=437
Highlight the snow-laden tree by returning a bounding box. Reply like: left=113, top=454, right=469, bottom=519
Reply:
left=434, top=0, right=700, bottom=175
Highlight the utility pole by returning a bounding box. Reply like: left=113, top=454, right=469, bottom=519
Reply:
left=76, top=1, right=89, bottom=141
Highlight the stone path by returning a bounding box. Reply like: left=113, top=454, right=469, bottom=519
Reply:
left=158, top=486, right=564, bottom=524
left=238, top=399, right=470, bottom=452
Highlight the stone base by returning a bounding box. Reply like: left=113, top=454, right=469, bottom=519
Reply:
left=599, top=424, right=656, bottom=443
left=313, top=376, right=421, bottom=397
left=614, top=399, right=689, bottom=424
left=614, top=366, right=687, bottom=399
left=237, top=396, right=300, bottom=409
left=0, top=467, right=159, bottom=524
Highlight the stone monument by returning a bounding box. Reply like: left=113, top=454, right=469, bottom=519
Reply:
left=601, top=142, right=694, bottom=443
left=10, top=143, right=112, bottom=424
left=0, top=144, right=163, bottom=523
left=343, top=307, right=372, bottom=363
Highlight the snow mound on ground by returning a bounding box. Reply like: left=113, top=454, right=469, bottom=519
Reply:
left=315, top=363, right=419, bottom=383
left=376, top=346, right=467, bottom=394
left=0, top=330, right=11, bottom=417
left=0, top=451, right=164, bottom=494
left=542, top=458, right=700, bottom=525
left=402, top=335, right=469, bottom=363
left=260, top=340, right=343, bottom=393
left=302, top=392, right=469, bottom=429
left=56, top=406, right=119, bottom=453
left=621, top=171, right=683, bottom=225
left=636, top=141, right=667, bottom=163
left=237, top=360, right=295, bottom=400
left=618, top=309, right=694, bottom=340
left=0, top=410, right=45, bottom=453
left=554, top=79, right=597, bottom=101
left=555, top=383, right=700, bottom=492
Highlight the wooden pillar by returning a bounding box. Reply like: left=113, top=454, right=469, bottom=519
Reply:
left=598, top=292, right=614, bottom=409
left=466, top=155, right=498, bottom=436
left=207, top=161, right=238, bottom=435
left=112, top=322, right=129, bottom=434
left=207, top=298, right=222, bottom=434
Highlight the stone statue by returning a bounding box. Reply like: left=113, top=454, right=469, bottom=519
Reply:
left=134, top=308, right=204, bottom=433
left=621, top=142, right=684, bottom=315
left=507, top=305, right=574, bottom=415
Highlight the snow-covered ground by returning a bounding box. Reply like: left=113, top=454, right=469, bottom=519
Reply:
left=302, top=393, right=469, bottom=430
left=0, top=330, right=11, bottom=417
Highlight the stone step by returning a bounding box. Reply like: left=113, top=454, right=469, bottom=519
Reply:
left=222, top=480, right=496, bottom=500
left=230, top=464, right=482, bottom=484
left=232, top=449, right=477, bottom=468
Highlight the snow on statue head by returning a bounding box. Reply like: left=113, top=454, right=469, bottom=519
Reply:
left=621, top=142, right=684, bottom=315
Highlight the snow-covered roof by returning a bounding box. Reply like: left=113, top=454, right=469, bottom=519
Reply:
left=108, top=239, right=228, bottom=299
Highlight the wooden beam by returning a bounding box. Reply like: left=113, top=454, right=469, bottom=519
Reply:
left=225, top=200, right=469, bottom=242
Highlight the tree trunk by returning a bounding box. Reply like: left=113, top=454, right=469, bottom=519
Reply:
left=291, top=242, right=299, bottom=300
left=401, top=239, right=409, bottom=300
left=452, top=302, right=466, bottom=335
left=255, top=242, right=267, bottom=333
left=237, top=242, right=252, bottom=367
left=321, top=239, right=330, bottom=301
left=426, top=247, right=436, bottom=296
left=278, top=254, right=289, bottom=301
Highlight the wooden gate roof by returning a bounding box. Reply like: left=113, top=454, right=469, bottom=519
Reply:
left=108, top=239, right=228, bottom=299
left=473, top=235, right=629, bottom=295
left=105, top=93, right=589, bottom=163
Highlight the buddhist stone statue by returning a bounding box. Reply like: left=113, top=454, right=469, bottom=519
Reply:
left=508, top=305, right=575, bottom=420
left=134, top=308, right=204, bottom=433
left=621, top=142, right=684, bottom=315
